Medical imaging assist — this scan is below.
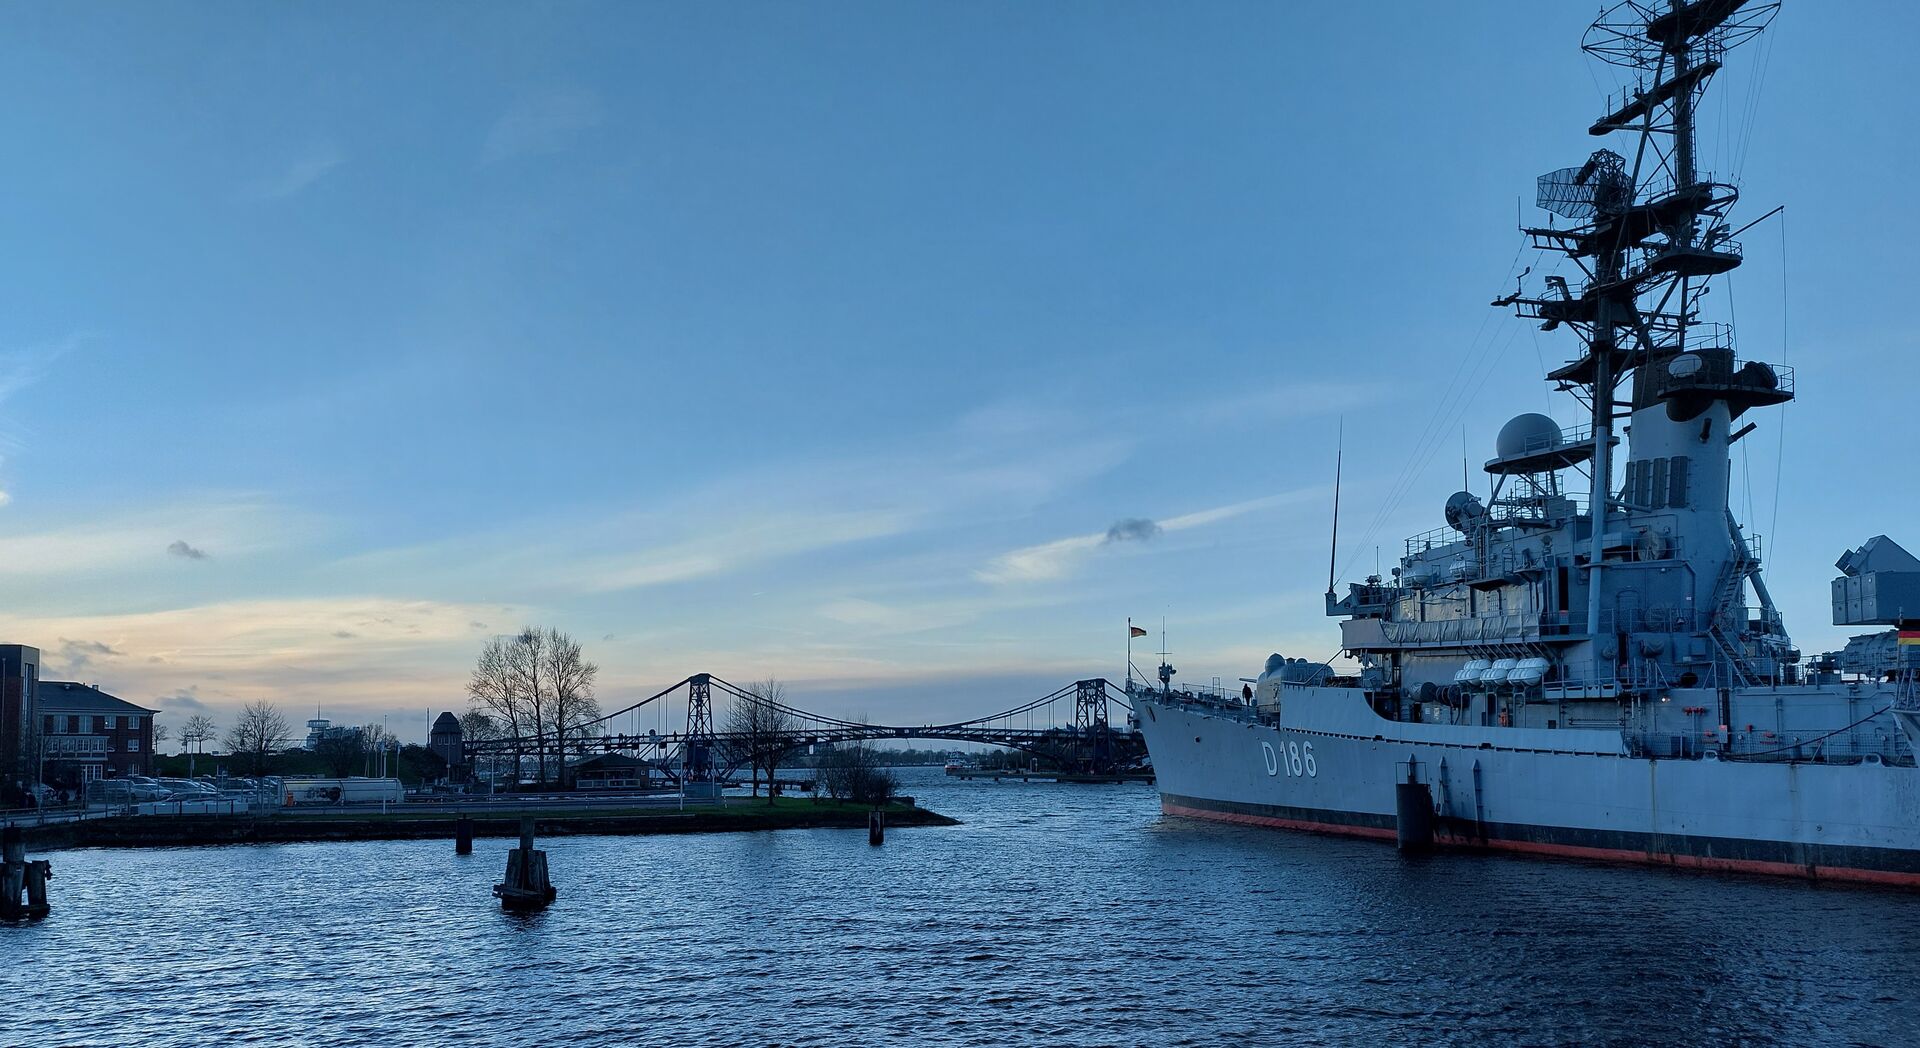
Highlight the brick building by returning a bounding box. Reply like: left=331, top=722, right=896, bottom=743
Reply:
left=40, top=681, right=157, bottom=787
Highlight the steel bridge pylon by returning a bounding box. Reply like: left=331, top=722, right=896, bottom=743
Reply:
left=685, top=673, right=715, bottom=784
left=1073, top=678, right=1114, bottom=773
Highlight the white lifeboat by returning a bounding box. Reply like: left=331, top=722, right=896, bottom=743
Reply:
left=1509, top=657, right=1551, bottom=686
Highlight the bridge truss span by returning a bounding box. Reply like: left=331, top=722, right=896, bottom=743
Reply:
left=461, top=673, right=1146, bottom=787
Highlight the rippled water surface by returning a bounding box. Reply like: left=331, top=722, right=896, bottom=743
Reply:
left=8, top=768, right=1920, bottom=1046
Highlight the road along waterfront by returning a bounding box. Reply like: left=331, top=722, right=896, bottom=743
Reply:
left=5, top=767, right=1918, bottom=1046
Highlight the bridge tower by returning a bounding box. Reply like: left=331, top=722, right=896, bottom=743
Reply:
left=684, top=673, right=715, bottom=783
left=1073, top=679, right=1111, bottom=773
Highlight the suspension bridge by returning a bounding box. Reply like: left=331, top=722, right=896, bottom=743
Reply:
left=461, top=673, right=1148, bottom=787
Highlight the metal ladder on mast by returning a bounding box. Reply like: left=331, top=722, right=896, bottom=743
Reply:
left=1707, top=515, right=1761, bottom=688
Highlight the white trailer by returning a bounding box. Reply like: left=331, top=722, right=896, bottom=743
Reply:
left=280, top=777, right=405, bottom=806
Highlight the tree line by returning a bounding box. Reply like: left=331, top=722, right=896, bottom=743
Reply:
left=465, top=626, right=601, bottom=788
left=150, top=701, right=448, bottom=783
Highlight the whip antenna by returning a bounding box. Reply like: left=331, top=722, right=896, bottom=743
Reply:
left=1327, top=419, right=1343, bottom=596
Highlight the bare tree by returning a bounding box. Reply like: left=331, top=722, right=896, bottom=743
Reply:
left=314, top=731, right=366, bottom=777
left=360, top=723, right=396, bottom=776
left=459, top=710, right=503, bottom=789
left=505, top=627, right=551, bottom=784
left=180, top=714, right=219, bottom=777
left=726, top=677, right=799, bottom=803
left=223, top=700, right=292, bottom=776
left=543, top=629, right=600, bottom=788
left=819, top=740, right=897, bottom=807
left=458, top=709, right=500, bottom=741
left=153, top=724, right=172, bottom=752
left=470, top=627, right=599, bottom=788
left=468, top=636, right=525, bottom=786
left=181, top=714, right=219, bottom=754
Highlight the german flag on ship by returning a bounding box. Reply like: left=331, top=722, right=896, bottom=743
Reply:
left=1899, top=630, right=1920, bottom=646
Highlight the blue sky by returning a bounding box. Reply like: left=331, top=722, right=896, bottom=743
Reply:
left=1, top=2, right=1915, bottom=739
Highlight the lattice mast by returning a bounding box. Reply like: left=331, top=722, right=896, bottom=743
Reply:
left=1501, top=1, right=1785, bottom=679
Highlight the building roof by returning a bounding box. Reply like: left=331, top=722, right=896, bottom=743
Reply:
left=568, top=752, right=654, bottom=771
left=40, top=681, right=159, bottom=716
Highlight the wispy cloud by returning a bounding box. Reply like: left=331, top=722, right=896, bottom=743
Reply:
left=53, top=638, right=124, bottom=673
left=328, top=417, right=1130, bottom=602
left=974, top=532, right=1105, bottom=585
left=482, top=87, right=603, bottom=165
left=976, top=491, right=1319, bottom=585
left=0, top=596, right=517, bottom=721
left=244, top=141, right=346, bottom=201
left=0, top=497, right=311, bottom=585
left=1196, top=380, right=1384, bottom=426
left=0, top=337, right=77, bottom=405
left=0, top=334, right=85, bottom=500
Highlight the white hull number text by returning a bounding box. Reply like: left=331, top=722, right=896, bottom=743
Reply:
left=1261, top=739, right=1316, bottom=778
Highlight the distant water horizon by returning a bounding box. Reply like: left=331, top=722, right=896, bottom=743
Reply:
left=7, top=767, right=1918, bottom=1046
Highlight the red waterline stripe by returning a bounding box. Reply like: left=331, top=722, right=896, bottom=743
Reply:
left=1160, top=801, right=1920, bottom=888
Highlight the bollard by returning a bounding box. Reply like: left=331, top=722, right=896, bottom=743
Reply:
left=455, top=816, right=474, bottom=855
left=1, top=825, right=24, bottom=920
left=23, top=860, right=51, bottom=918
left=493, top=816, right=556, bottom=911
left=868, top=810, right=885, bottom=846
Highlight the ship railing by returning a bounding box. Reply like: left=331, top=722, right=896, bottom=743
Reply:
left=1403, top=525, right=1467, bottom=559
left=1540, top=665, right=1627, bottom=700
left=1540, top=604, right=1773, bottom=638
left=1473, top=549, right=1532, bottom=582
left=1489, top=491, right=1586, bottom=519
left=1382, top=614, right=1533, bottom=648
left=1653, top=354, right=1794, bottom=400
left=1537, top=610, right=1591, bottom=638
left=1822, top=651, right=1920, bottom=682
left=1718, top=722, right=1909, bottom=765
left=1727, top=531, right=1765, bottom=565
left=1500, top=421, right=1598, bottom=458
left=1669, top=321, right=1737, bottom=355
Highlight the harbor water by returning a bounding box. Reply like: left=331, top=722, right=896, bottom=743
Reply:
left=6, top=767, right=1918, bottom=1046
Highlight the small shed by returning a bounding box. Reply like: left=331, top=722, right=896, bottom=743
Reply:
left=569, top=752, right=658, bottom=790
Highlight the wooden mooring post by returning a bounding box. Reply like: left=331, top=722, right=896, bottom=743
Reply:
left=868, top=810, right=885, bottom=846
left=1, top=824, right=51, bottom=920
left=492, top=816, right=555, bottom=911
left=454, top=816, right=474, bottom=855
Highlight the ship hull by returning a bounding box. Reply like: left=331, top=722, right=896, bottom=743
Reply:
left=1139, top=690, right=1920, bottom=888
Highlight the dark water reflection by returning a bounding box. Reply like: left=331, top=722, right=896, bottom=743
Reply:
left=6, top=768, right=1917, bottom=1046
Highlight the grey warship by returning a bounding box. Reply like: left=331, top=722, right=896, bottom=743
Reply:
left=1135, top=0, right=1920, bottom=885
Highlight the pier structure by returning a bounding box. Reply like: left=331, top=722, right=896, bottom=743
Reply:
left=0, top=825, right=51, bottom=920
left=461, top=673, right=1149, bottom=787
